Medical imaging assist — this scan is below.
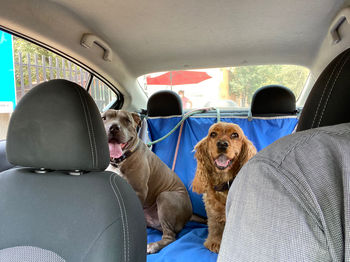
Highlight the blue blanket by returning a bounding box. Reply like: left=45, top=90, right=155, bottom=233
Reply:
left=146, top=116, right=298, bottom=261
left=147, top=222, right=218, bottom=262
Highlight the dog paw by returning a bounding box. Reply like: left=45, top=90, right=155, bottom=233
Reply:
left=147, top=242, right=160, bottom=254
left=204, top=239, right=221, bottom=253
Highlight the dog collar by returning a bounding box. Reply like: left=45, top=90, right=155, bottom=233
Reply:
left=213, top=179, right=234, bottom=192
left=110, top=140, right=140, bottom=167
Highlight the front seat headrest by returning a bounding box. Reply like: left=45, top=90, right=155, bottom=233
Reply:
left=6, top=79, right=109, bottom=171
left=147, top=90, right=183, bottom=117
left=297, top=48, right=350, bottom=131
left=251, top=85, right=296, bottom=116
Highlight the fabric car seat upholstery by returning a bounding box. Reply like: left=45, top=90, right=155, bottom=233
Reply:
left=0, top=140, right=13, bottom=172
left=251, top=85, right=297, bottom=116
left=297, top=48, right=350, bottom=131
left=147, top=90, right=183, bottom=117
left=0, top=79, right=146, bottom=262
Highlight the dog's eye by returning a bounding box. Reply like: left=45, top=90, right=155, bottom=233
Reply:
left=102, top=116, right=106, bottom=121
left=124, top=117, right=132, bottom=124
left=210, top=132, right=217, bottom=138
left=231, top=132, right=239, bottom=139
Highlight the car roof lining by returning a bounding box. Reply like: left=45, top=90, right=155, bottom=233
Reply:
left=49, top=0, right=345, bottom=75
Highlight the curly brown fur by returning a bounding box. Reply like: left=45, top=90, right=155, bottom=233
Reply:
left=192, top=122, right=256, bottom=253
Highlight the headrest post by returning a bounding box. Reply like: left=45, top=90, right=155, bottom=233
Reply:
left=68, top=170, right=83, bottom=176
left=34, top=168, right=50, bottom=174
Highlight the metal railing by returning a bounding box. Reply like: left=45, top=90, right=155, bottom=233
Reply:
left=13, top=52, right=117, bottom=111
left=14, top=52, right=90, bottom=102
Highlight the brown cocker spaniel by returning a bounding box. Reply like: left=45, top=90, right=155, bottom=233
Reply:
left=192, top=122, right=256, bottom=253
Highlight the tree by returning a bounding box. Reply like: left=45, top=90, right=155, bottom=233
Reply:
left=228, top=65, right=309, bottom=107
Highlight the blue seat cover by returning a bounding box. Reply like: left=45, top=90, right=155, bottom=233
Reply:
left=146, top=115, right=298, bottom=261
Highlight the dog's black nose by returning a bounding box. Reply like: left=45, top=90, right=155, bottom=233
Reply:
left=109, top=124, right=120, bottom=133
left=217, top=140, right=228, bottom=150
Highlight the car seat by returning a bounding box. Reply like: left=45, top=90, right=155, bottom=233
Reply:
left=0, top=79, right=146, bottom=261
left=297, top=48, right=350, bottom=131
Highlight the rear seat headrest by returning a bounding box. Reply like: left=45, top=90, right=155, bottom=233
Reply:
left=147, top=90, right=183, bottom=117
left=251, top=85, right=296, bottom=116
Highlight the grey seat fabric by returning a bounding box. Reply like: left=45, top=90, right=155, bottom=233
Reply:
left=0, top=79, right=147, bottom=262
left=0, top=246, right=65, bottom=262
left=0, top=140, right=13, bottom=172
left=218, top=123, right=350, bottom=262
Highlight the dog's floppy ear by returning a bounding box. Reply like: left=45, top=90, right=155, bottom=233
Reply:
left=192, top=137, right=212, bottom=194
left=131, top=112, right=142, bottom=128
left=101, top=113, right=106, bottom=122
left=239, top=135, right=257, bottom=165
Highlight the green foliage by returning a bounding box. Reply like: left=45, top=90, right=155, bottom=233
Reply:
left=228, top=65, right=309, bottom=106
left=13, top=36, right=55, bottom=61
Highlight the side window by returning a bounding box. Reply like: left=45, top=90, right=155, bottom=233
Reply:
left=89, top=77, right=118, bottom=112
left=0, top=29, right=120, bottom=139
left=13, top=37, right=91, bottom=101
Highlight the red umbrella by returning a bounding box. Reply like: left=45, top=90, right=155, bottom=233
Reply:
left=146, top=70, right=211, bottom=86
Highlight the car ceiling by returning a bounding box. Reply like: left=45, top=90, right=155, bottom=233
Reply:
left=0, top=0, right=348, bottom=109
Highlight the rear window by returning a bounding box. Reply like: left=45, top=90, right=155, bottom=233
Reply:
left=138, top=65, right=309, bottom=110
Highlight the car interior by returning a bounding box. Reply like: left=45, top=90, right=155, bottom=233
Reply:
left=1, top=0, right=350, bottom=261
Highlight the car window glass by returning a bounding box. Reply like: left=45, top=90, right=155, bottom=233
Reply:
left=138, top=66, right=309, bottom=110
left=0, top=29, right=119, bottom=139
left=12, top=36, right=91, bottom=101
left=89, top=77, right=118, bottom=112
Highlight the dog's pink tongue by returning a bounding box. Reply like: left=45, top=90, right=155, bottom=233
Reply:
left=215, top=155, right=230, bottom=167
left=109, top=143, right=123, bottom=158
